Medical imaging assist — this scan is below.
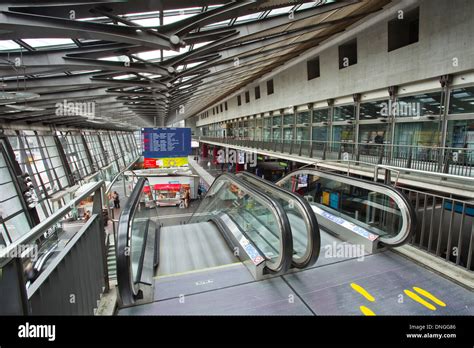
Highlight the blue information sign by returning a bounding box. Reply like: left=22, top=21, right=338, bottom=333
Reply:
left=142, top=127, right=191, bottom=158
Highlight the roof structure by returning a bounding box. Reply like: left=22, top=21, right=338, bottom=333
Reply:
left=0, top=0, right=390, bottom=130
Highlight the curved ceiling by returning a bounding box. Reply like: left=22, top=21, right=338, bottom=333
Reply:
left=0, top=0, right=390, bottom=130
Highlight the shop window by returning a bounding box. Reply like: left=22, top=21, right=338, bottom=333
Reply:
left=394, top=122, right=440, bottom=146
left=359, top=123, right=389, bottom=144
left=446, top=119, right=474, bottom=151
left=333, top=125, right=355, bottom=142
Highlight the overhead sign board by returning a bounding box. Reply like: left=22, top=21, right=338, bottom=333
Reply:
left=142, top=127, right=191, bottom=158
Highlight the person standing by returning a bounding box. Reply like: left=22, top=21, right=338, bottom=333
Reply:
left=113, top=191, right=120, bottom=209
left=183, top=188, right=190, bottom=208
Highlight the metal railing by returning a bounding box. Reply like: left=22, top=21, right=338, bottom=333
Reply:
left=0, top=181, right=108, bottom=315
left=198, top=136, right=474, bottom=178
left=399, top=187, right=474, bottom=271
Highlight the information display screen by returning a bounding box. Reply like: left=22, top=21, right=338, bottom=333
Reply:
left=142, top=127, right=191, bottom=158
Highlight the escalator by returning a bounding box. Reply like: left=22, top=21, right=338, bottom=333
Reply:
left=116, top=169, right=419, bottom=314
left=236, top=172, right=320, bottom=269
left=276, top=168, right=416, bottom=250
left=116, top=173, right=296, bottom=307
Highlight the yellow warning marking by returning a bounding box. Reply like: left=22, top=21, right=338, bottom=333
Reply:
left=404, top=289, right=436, bottom=311
left=413, top=287, right=446, bottom=307
left=360, top=306, right=376, bottom=316
left=350, top=283, right=375, bottom=302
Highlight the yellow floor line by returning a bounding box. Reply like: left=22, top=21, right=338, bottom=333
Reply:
left=153, top=261, right=242, bottom=279
left=413, top=287, right=446, bottom=307
left=350, top=283, right=375, bottom=302
left=404, top=289, right=436, bottom=311
left=360, top=306, right=376, bottom=316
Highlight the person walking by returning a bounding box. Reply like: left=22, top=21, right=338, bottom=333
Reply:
left=113, top=191, right=120, bottom=209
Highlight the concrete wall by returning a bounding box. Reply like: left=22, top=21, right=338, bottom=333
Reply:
left=196, top=0, right=474, bottom=127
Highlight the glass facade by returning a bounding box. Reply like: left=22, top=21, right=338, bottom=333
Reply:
left=0, top=129, right=137, bottom=245
left=333, top=104, right=355, bottom=122
left=359, top=99, right=388, bottom=120
left=313, top=108, right=329, bottom=123
left=396, top=91, right=442, bottom=117
left=199, top=85, right=474, bottom=168
left=449, top=86, right=474, bottom=114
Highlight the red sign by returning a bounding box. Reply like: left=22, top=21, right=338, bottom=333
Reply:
left=144, top=158, right=158, bottom=168
left=153, top=184, right=181, bottom=191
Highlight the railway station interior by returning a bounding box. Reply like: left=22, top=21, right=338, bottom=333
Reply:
left=1, top=0, right=474, bottom=328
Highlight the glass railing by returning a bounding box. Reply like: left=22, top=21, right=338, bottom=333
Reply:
left=236, top=172, right=320, bottom=268
left=188, top=173, right=293, bottom=274
left=277, top=169, right=416, bottom=246
left=116, top=177, right=158, bottom=307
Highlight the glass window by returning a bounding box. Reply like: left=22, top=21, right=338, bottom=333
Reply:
left=296, top=111, right=310, bottom=124
left=396, top=92, right=442, bottom=117
left=272, top=128, right=281, bottom=141
left=296, top=128, right=310, bottom=144
left=283, top=114, right=294, bottom=126
left=394, top=121, right=441, bottom=146
left=84, top=133, right=104, bottom=168
left=58, top=132, right=92, bottom=179
left=272, top=115, right=281, bottom=126
left=449, top=86, right=474, bottom=114
left=359, top=99, right=389, bottom=120
left=446, top=119, right=474, bottom=149
left=333, top=105, right=355, bottom=122
left=312, top=126, right=328, bottom=142
left=0, top=144, right=31, bottom=244
left=333, top=125, right=355, bottom=142
left=263, top=128, right=271, bottom=141
left=313, top=108, right=329, bottom=123
left=359, top=124, right=389, bottom=144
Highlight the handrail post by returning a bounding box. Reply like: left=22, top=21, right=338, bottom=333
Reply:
left=378, top=145, right=384, bottom=164
left=94, top=183, right=109, bottom=293
left=407, top=146, right=412, bottom=169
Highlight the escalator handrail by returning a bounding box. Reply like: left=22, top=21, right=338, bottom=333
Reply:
left=277, top=168, right=417, bottom=247
left=237, top=172, right=320, bottom=268
left=188, top=173, right=293, bottom=275
left=116, top=177, right=148, bottom=307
